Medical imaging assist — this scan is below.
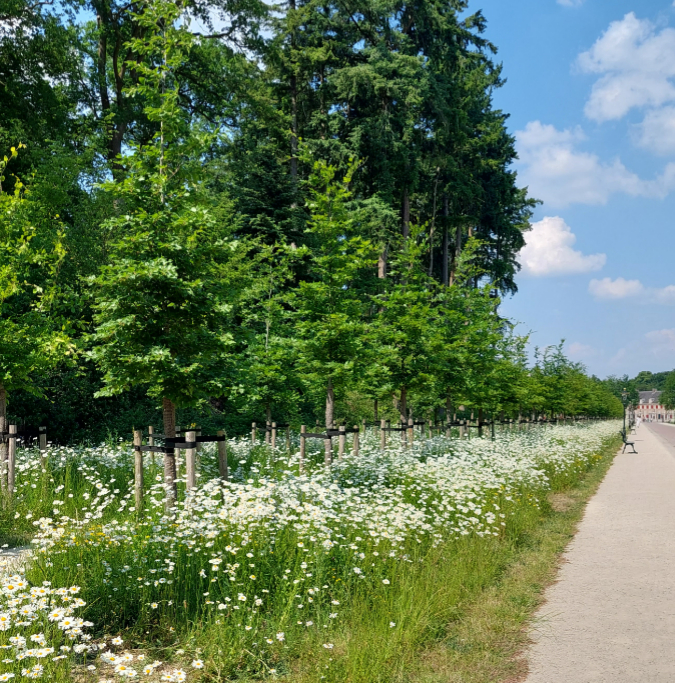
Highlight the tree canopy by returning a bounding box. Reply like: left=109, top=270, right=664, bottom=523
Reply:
left=0, top=0, right=622, bottom=440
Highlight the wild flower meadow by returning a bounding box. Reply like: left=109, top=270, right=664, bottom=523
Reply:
left=0, top=422, right=619, bottom=681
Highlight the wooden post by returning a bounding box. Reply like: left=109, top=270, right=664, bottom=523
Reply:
left=407, top=418, right=414, bottom=447
left=0, top=417, right=6, bottom=493
left=324, top=431, right=332, bottom=467
left=271, top=422, right=277, bottom=450
left=148, top=425, right=155, bottom=466
left=265, top=421, right=271, bottom=445
left=174, top=425, right=181, bottom=477
left=380, top=419, right=387, bottom=450
left=39, top=426, right=47, bottom=470
left=353, top=425, right=360, bottom=457
left=285, top=426, right=291, bottom=452
left=251, top=422, right=257, bottom=445
left=133, top=429, right=144, bottom=514
left=7, top=425, right=16, bottom=497
left=185, top=429, right=196, bottom=491
left=460, top=419, right=466, bottom=438
left=217, top=430, right=228, bottom=480
left=299, top=425, right=306, bottom=473
left=338, top=425, right=346, bottom=460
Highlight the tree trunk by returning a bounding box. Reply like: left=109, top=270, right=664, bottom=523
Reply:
left=399, top=387, right=407, bottom=445
left=378, top=245, right=387, bottom=279
left=374, top=399, right=378, bottom=422
left=402, top=190, right=410, bottom=239
left=162, top=397, right=178, bottom=508
left=265, top=403, right=271, bottom=445
left=325, top=378, right=334, bottom=464
left=289, top=0, right=298, bottom=186
left=450, top=224, right=462, bottom=286
left=0, top=384, right=5, bottom=492
left=442, top=195, right=449, bottom=286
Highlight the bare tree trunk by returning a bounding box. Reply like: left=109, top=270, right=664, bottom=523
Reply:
left=162, top=397, right=178, bottom=508
left=399, top=387, right=407, bottom=445
left=378, top=245, right=387, bottom=279
left=0, top=384, right=5, bottom=493
left=402, top=190, right=410, bottom=239
left=442, top=195, right=449, bottom=286
left=325, top=378, right=334, bottom=464
left=450, top=224, right=462, bottom=286
left=374, top=399, right=378, bottom=422
left=265, top=403, right=271, bottom=445
left=289, top=0, right=298, bottom=186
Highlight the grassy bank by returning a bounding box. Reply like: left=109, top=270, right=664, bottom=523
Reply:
left=282, top=434, right=621, bottom=683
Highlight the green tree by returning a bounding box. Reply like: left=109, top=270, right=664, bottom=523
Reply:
left=88, top=0, right=246, bottom=503
left=0, top=146, right=73, bottom=475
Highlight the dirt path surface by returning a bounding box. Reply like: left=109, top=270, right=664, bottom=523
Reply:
left=0, top=546, right=31, bottom=577
left=524, top=423, right=675, bottom=682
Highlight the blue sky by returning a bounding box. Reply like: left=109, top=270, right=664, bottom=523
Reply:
left=477, top=0, right=675, bottom=378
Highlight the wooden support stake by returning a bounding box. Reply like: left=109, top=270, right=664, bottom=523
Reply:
left=175, top=425, right=182, bottom=477
left=251, top=422, right=257, bottom=445
left=325, top=431, right=332, bottom=467
left=353, top=425, right=360, bottom=457
left=0, top=416, right=6, bottom=493
left=133, top=429, right=144, bottom=514
left=148, top=425, right=155, bottom=466
left=7, top=425, right=16, bottom=497
left=217, top=430, right=228, bottom=480
left=185, top=429, right=196, bottom=491
left=407, top=417, right=414, bottom=448
left=380, top=419, right=387, bottom=450
left=285, top=426, right=291, bottom=452
left=39, top=426, right=47, bottom=470
left=299, top=425, right=306, bottom=473
left=265, top=421, right=271, bottom=445
left=271, top=422, right=277, bottom=450
left=338, top=425, right=346, bottom=461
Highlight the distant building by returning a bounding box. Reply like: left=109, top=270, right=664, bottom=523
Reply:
left=634, top=390, right=674, bottom=422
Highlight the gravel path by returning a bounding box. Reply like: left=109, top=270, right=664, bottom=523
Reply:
left=0, top=546, right=31, bottom=577
left=524, top=423, right=675, bottom=682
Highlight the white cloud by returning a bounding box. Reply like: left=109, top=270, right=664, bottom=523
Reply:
left=519, top=216, right=605, bottom=276
left=578, top=13, right=675, bottom=122
left=610, top=328, right=675, bottom=368
left=516, top=120, right=675, bottom=207
left=557, top=0, right=584, bottom=6
left=589, top=277, right=644, bottom=299
left=589, top=277, right=675, bottom=303
left=644, top=329, right=675, bottom=354
left=568, top=342, right=597, bottom=358
left=634, top=106, right=675, bottom=154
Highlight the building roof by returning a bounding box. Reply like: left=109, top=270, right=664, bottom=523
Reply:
left=639, top=390, right=662, bottom=404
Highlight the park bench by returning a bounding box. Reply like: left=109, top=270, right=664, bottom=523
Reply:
left=620, top=430, right=637, bottom=454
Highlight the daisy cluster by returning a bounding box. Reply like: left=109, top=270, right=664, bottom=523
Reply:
left=0, top=575, right=93, bottom=680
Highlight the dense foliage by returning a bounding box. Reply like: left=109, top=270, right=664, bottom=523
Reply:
left=0, top=0, right=622, bottom=441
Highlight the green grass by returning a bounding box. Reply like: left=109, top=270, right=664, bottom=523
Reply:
left=276, top=434, right=621, bottom=683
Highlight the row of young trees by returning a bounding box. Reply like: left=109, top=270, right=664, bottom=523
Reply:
left=0, top=0, right=622, bottom=445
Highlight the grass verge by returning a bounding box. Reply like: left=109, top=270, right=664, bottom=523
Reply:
left=282, top=434, right=621, bottom=683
